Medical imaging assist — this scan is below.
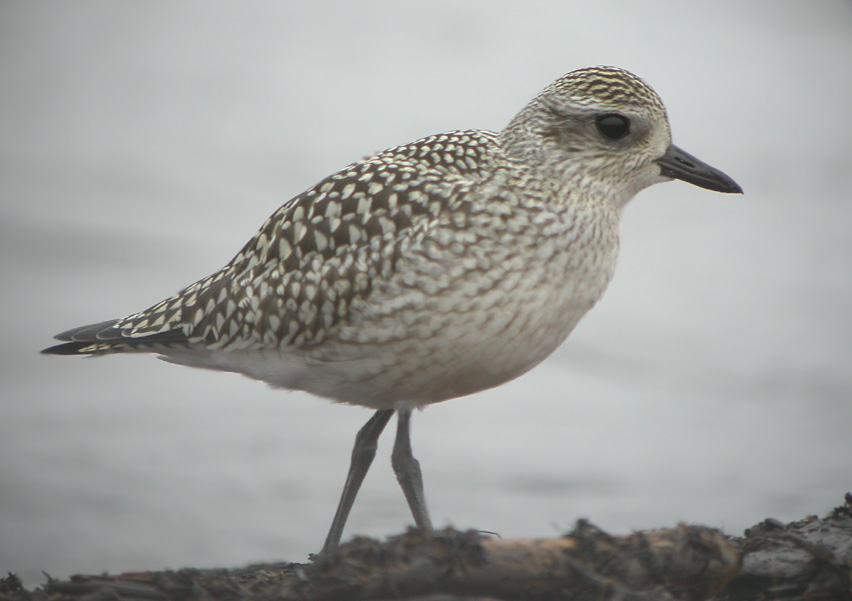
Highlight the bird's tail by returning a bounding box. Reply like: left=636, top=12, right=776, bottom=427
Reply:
left=42, top=319, right=189, bottom=356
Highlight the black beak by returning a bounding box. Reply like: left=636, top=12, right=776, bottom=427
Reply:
left=656, top=144, right=743, bottom=194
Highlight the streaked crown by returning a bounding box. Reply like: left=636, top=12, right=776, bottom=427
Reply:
left=542, top=66, right=666, bottom=113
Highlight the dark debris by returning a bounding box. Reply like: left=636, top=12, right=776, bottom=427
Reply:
left=3, top=494, right=851, bottom=601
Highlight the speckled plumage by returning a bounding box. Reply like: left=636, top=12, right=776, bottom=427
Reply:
left=44, top=66, right=741, bottom=551
left=59, top=130, right=498, bottom=354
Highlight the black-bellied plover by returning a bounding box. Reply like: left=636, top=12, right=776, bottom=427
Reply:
left=43, top=66, right=742, bottom=554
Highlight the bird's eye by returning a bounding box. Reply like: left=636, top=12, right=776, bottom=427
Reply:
left=595, top=114, right=630, bottom=140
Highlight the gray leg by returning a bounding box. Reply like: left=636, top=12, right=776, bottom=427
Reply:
left=321, top=409, right=393, bottom=554
left=391, top=407, right=434, bottom=533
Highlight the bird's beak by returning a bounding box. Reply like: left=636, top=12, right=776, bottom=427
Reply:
left=656, top=144, right=743, bottom=194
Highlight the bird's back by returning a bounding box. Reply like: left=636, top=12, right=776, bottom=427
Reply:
left=44, top=129, right=502, bottom=356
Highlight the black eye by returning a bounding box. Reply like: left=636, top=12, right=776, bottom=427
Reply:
left=595, top=114, right=630, bottom=140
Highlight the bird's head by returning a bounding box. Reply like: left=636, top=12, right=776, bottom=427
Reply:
left=501, top=66, right=742, bottom=207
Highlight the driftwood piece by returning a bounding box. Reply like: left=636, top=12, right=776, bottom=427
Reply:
left=2, top=494, right=850, bottom=601
left=293, top=521, right=738, bottom=601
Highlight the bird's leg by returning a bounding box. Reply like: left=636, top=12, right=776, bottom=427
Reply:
left=321, top=408, right=393, bottom=554
left=391, top=407, right=434, bottom=534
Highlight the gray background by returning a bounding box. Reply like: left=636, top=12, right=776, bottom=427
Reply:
left=2, top=0, right=851, bottom=587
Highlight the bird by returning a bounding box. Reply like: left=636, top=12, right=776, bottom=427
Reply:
left=42, top=66, right=742, bottom=555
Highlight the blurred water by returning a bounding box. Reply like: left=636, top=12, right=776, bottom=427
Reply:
left=2, top=0, right=851, bottom=587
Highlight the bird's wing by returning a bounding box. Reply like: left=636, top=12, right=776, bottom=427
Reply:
left=43, top=130, right=499, bottom=356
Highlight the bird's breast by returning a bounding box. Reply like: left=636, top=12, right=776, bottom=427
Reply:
left=302, top=197, right=622, bottom=406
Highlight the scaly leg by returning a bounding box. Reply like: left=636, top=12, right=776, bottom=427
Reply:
left=321, top=409, right=393, bottom=554
left=391, top=407, right=434, bottom=533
